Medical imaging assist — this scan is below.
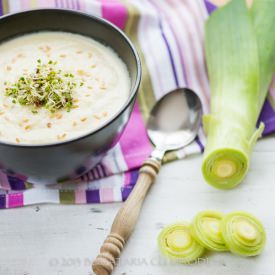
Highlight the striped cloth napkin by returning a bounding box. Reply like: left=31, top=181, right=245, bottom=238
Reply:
left=0, top=0, right=274, bottom=209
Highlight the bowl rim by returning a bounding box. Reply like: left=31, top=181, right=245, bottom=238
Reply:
left=0, top=8, right=141, bottom=148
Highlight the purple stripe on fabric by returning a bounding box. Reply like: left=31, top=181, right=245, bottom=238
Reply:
left=96, top=167, right=101, bottom=178
left=100, top=164, right=107, bottom=177
left=121, top=169, right=139, bottom=200
left=130, top=170, right=138, bottom=185
left=55, top=0, right=59, bottom=8
left=195, top=136, right=204, bottom=153
left=0, top=195, right=5, bottom=209
left=121, top=186, right=133, bottom=201
left=7, top=176, right=26, bottom=191
left=258, top=100, right=275, bottom=136
left=149, top=0, right=180, bottom=87
left=151, top=0, right=189, bottom=86
left=0, top=1, right=3, bottom=16
left=158, top=19, right=179, bottom=87
left=86, top=190, right=100, bottom=203
left=76, top=0, right=81, bottom=10
left=204, top=0, right=216, bottom=14
left=90, top=169, right=96, bottom=180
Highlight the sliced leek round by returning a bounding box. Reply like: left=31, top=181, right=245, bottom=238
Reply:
left=158, top=222, right=205, bottom=264
left=191, top=210, right=228, bottom=251
left=202, top=147, right=250, bottom=189
left=221, top=211, right=266, bottom=256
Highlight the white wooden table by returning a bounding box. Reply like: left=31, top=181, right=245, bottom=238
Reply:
left=0, top=136, right=274, bottom=275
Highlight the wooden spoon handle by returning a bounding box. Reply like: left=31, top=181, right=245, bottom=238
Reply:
left=92, top=158, right=161, bottom=275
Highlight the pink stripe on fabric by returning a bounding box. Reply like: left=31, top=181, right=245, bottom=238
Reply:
left=100, top=188, right=114, bottom=203
left=151, top=0, right=190, bottom=85
left=38, top=0, right=55, bottom=7
left=101, top=0, right=128, bottom=30
left=0, top=171, right=10, bottom=190
left=21, top=0, right=30, bottom=9
left=155, top=0, right=210, bottom=113
left=124, top=171, right=131, bottom=187
left=8, top=193, right=24, bottom=208
left=78, top=0, right=86, bottom=11
left=139, top=1, right=165, bottom=96
left=169, top=0, right=210, bottom=108
left=120, top=103, right=153, bottom=170
left=75, top=190, right=86, bottom=204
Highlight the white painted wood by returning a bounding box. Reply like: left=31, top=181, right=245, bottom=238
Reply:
left=0, top=135, right=274, bottom=275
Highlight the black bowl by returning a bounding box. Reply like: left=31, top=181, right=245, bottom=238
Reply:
left=0, top=9, right=141, bottom=184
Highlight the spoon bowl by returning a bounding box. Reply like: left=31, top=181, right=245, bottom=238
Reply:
left=148, top=88, right=202, bottom=159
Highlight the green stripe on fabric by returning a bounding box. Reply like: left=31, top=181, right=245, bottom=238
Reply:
left=2, top=0, right=9, bottom=14
left=31, top=0, right=37, bottom=8
left=121, top=0, right=156, bottom=121
left=25, top=182, right=34, bottom=189
left=59, top=190, right=75, bottom=204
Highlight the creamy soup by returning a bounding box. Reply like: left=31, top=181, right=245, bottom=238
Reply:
left=0, top=32, right=130, bottom=145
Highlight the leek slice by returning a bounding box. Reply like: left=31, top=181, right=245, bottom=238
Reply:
left=202, top=0, right=275, bottom=189
left=191, top=211, right=228, bottom=251
left=221, top=211, right=266, bottom=256
left=158, top=222, right=205, bottom=263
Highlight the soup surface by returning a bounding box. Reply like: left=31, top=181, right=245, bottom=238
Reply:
left=0, top=32, right=130, bottom=145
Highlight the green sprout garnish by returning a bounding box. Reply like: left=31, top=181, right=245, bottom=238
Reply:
left=5, top=59, right=79, bottom=113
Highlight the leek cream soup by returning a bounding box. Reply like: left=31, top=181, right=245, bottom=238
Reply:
left=0, top=32, right=130, bottom=145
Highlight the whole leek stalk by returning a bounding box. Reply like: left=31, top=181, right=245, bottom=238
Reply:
left=202, top=0, right=275, bottom=189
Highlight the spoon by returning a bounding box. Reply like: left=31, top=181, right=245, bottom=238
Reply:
left=92, top=88, right=202, bottom=275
